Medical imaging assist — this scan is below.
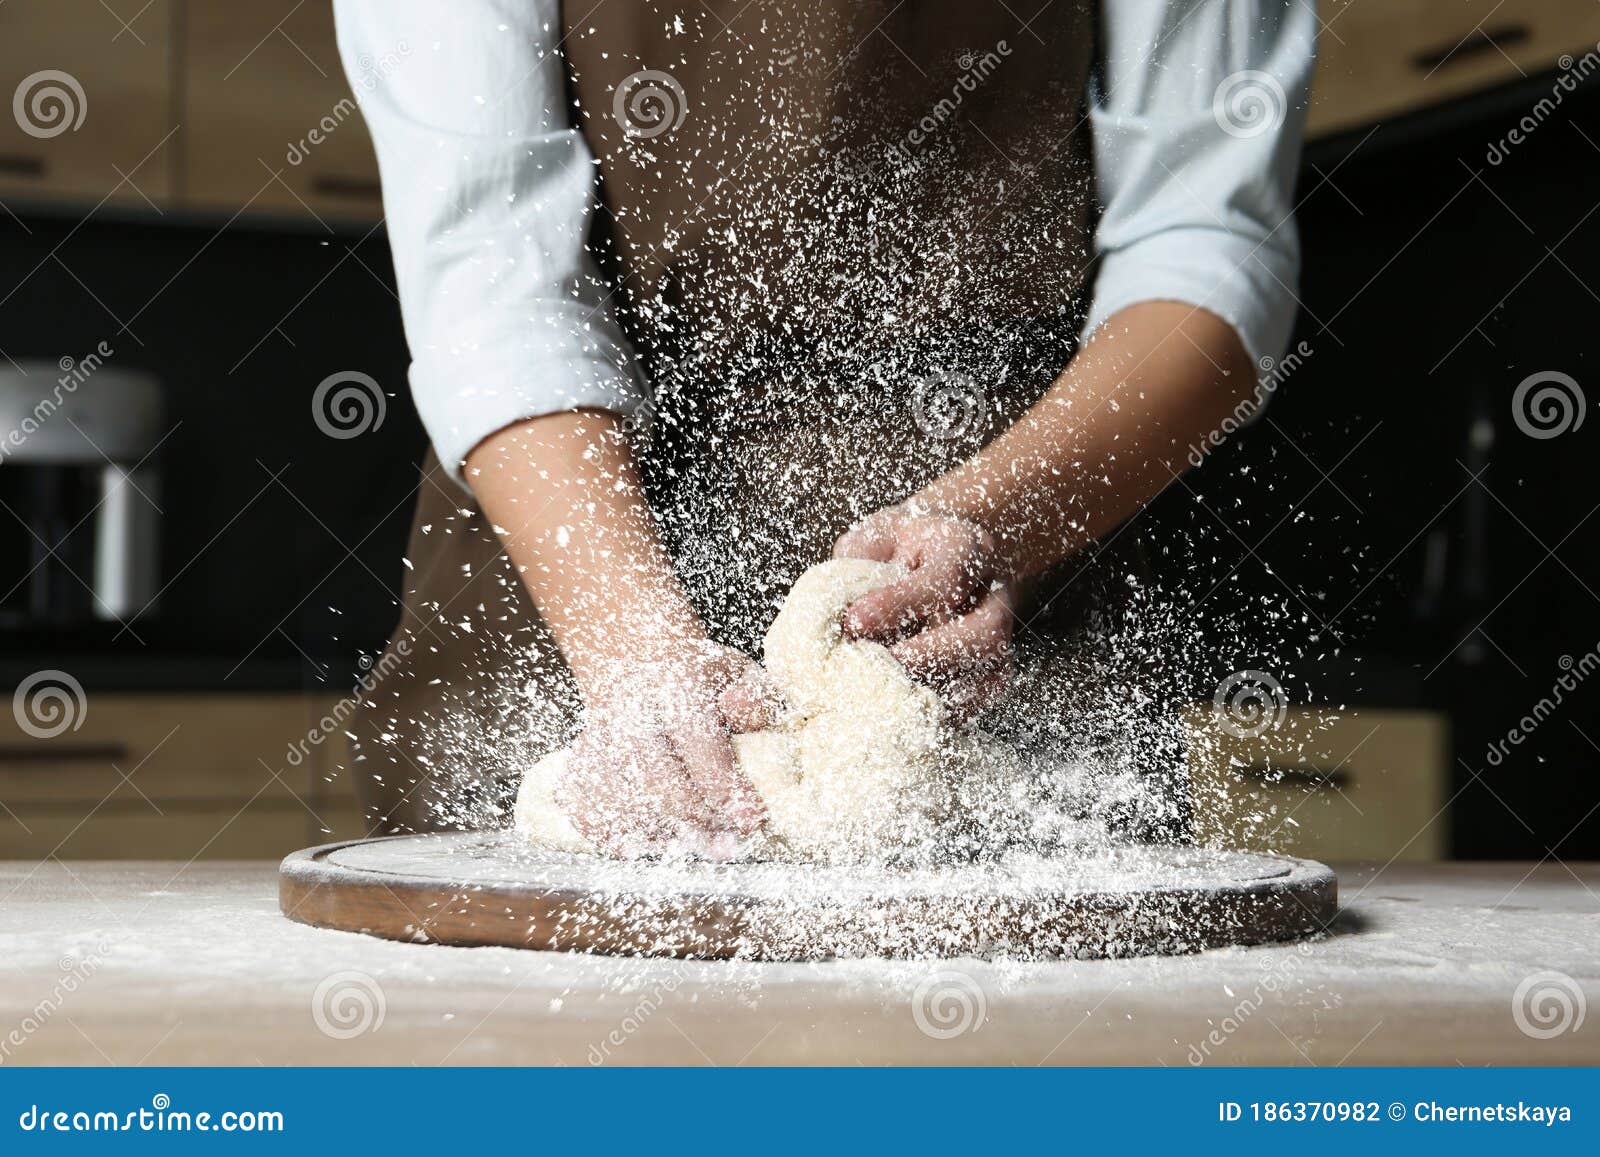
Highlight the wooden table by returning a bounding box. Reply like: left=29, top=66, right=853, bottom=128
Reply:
left=1, top=860, right=1595, bottom=1065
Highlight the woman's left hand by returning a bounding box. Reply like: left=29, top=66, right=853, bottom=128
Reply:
left=832, top=508, right=1016, bottom=719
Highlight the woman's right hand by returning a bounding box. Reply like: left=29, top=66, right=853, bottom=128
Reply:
left=463, top=412, right=779, bottom=858
left=554, top=643, right=776, bottom=858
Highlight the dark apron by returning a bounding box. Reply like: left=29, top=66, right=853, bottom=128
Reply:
left=347, top=2, right=1186, bottom=843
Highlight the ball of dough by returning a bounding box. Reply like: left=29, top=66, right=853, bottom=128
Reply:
left=512, top=558, right=956, bottom=861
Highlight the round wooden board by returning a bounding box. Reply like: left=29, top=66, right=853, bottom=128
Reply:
left=281, top=832, right=1336, bottom=960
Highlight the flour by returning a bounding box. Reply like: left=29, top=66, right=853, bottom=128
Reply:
left=514, top=558, right=980, bottom=861
left=342, top=7, right=1351, bottom=865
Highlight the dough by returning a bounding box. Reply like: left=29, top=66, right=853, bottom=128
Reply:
left=513, top=558, right=957, bottom=861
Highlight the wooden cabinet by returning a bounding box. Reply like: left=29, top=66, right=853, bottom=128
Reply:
left=0, top=0, right=176, bottom=208
left=0, top=694, right=365, bottom=859
left=182, top=0, right=383, bottom=222
left=0, top=0, right=380, bottom=222
left=1182, top=705, right=1450, bottom=862
left=1310, top=0, right=1600, bottom=138
left=6, top=2, right=1600, bottom=217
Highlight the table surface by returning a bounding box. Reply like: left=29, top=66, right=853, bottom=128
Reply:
left=1, top=859, right=1596, bottom=1066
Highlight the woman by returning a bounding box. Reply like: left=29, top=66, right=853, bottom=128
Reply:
left=332, top=0, right=1314, bottom=855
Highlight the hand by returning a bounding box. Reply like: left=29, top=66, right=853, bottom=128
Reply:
left=833, top=508, right=1016, bottom=719
left=554, top=642, right=772, bottom=858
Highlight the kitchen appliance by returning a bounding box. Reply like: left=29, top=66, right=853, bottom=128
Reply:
left=0, top=360, right=164, bottom=628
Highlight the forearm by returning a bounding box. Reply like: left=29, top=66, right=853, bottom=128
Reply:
left=463, top=410, right=704, bottom=695
left=914, top=300, right=1256, bottom=579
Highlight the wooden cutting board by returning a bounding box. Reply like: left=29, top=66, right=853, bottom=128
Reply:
left=280, top=833, right=1336, bottom=960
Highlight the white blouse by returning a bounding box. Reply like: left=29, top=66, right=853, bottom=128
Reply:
left=332, top=0, right=1316, bottom=480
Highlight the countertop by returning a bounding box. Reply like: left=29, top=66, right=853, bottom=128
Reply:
left=1, top=859, right=1596, bottom=1066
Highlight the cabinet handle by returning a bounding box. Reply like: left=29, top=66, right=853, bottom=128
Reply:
left=0, top=154, right=45, bottom=179
left=1412, top=24, right=1530, bottom=72
left=310, top=174, right=382, bottom=200
left=0, top=743, right=131, bottom=764
left=1238, top=762, right=1350, bottom=790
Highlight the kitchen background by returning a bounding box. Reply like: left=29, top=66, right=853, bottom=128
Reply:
left=1, top=1, right=1597, bottom=864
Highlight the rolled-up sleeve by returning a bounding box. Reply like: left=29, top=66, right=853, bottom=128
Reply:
left=1084, top=0, right=1316, bottom=368
left=333, top=0, right=641, bottom=483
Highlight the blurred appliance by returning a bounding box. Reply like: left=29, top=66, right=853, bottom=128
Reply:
left=0, top=361, right=164, bottom=627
